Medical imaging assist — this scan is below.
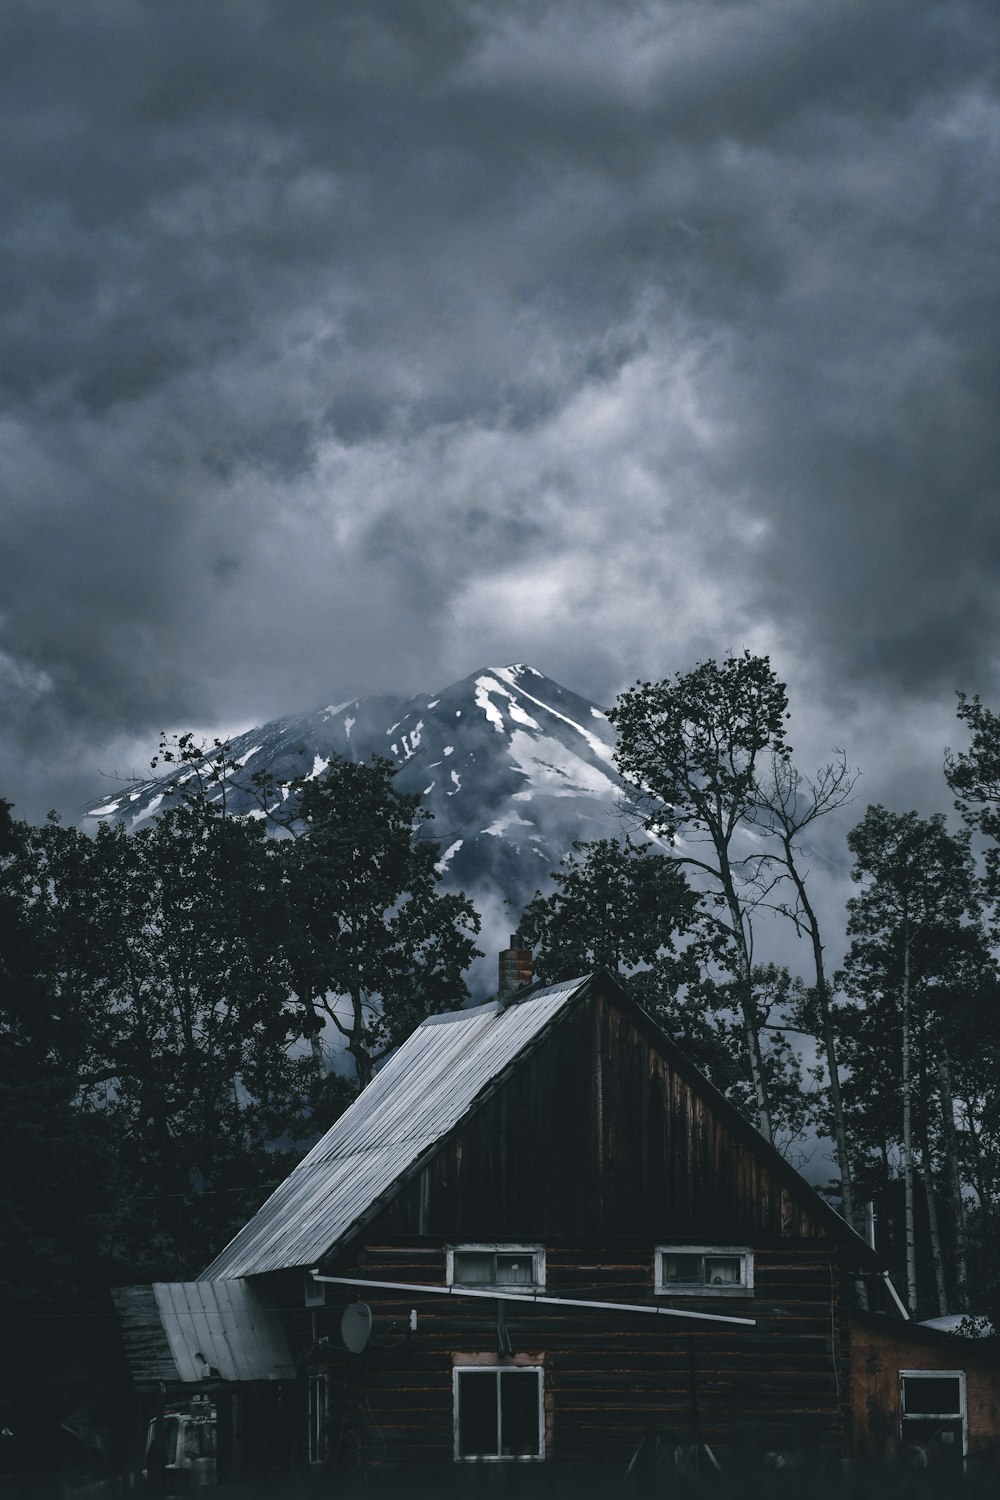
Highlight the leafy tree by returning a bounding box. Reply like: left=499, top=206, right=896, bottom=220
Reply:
left=0, top=1041, right=119, bottom=1454
left=117, top=800, right=323, bottom=1271
left=837, top=805, right=987, bottom=1315
left=280, top=756, right=482, bottom=1087
left=946, top=692, right=1000, bottom=930
left=610, top=652, right=791, bottom=1138
left=8, top=739, right=482, bottom=1271
left=0, top=805, right=120, bottom=1437
left=1, top=790, right=328, bottom=1274
left=0, top=808, right=123, bottom=1088
left=126, top=735, right=484, bottom=1088
left=518, top=837, right=725, bottom=1068
left=518, top=840, right=809, bottom=1151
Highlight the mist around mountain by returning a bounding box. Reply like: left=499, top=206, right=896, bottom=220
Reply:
left=83, top=664, right=628, bottom=928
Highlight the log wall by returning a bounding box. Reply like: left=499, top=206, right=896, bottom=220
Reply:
left=285, top=1240, right=851, bottom=1467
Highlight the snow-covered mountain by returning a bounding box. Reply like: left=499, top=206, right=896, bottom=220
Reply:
left=82, top=665, right=626, bottom=912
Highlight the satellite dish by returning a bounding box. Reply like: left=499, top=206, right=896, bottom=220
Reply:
left=341, top=1303, right=373, bottom=1353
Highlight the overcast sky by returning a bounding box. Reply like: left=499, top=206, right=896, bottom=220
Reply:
left=3, top=0, right=998, bottom=854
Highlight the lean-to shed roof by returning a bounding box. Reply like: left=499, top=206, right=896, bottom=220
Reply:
left=112, top=1280, right=295, bottom=1384
left=202, top=976, right=588, bottom=1280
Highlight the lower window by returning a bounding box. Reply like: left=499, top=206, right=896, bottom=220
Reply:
left=454, top=1367, right=544, bottom=1461
left=900, top=1371, right=966, bottom=1463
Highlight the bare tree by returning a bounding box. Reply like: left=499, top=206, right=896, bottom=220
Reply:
left=754, top=752, right=861, bottom=1228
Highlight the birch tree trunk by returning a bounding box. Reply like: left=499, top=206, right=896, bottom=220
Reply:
left=780, top=829, right=857, bottom=1224
left=920, top=1137, right=948, bottom=1316
left=937, top=1051, right=970, bottom=1309
left=901, top=920, right=918, bottom=1314
left=811, top=938, right=855, bottom=1228
left=725, top=888, right=771, bottom=1141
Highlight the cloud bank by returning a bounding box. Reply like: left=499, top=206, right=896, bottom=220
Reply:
left=2, top=0, right=998, bottom=826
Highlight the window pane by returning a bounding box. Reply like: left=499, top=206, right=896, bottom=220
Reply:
left=453, top=1252, right=495, bottom=1285
left=664, top=1253, right=702, bottom=1284
left=705, top=1256, right=742, bottom=1287
left=457, top=1372, right=498, bottom=1458
left=183, top=1422, right=215, bottom=1460
left=496, top=1253, right=534, bottom=1285
left=499, top=1372, right=540, bottom=1457
left=902, top=1377, right=962, bottom=1415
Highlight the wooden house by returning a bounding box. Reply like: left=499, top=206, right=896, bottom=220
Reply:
left=199, top=970, right=903, bottom=1470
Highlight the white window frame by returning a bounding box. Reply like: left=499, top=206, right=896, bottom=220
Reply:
left=654, top=1245, right=754, bottom=1297
left=452, top=1364, right=545, bottom=1462
left=446, top=1243, right=546, bottom=1291
left=899, top=1369, right=967, bottom=1459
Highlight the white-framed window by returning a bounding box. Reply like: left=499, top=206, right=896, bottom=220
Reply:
left=900, top=1370, right=967, bottom=1460
left=447, top=1244, right=545, bottom=1291
left=453, top=1366, right=544, bottom=1461
left=654, top=1245, right=753, bottom=1296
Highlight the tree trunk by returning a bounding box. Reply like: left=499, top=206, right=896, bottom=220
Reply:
left=782, top=834, right=857, bottom=1228
left=310, top=1031, right=326, bottom=1078
left=920, top=1137, right=948, bottom=1316
left=350, top=987, right=372, bottom=1089
left=901, top=923, right=918, bottom=1315
left=937, top=1051, right=970, bottom=1309
left=726, top=892, right=771, bottom=1140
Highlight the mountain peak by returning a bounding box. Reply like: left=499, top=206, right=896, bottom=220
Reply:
left=81, top=666, right=624, bottom=911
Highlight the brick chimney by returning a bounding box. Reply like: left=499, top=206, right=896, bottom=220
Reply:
left=498, top=932, right=532, bottom=997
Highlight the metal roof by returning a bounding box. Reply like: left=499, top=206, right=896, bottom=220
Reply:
left=112, top=1280, right=295, bottom=1383
left=202, top=977, right=589, bottom=1280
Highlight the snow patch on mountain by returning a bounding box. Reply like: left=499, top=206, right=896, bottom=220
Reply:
left=507, top=730, right=618, bottom=800
left=400, top=721, right=423, bottom=758
left=129, top=792, right=164, bottom=827
left=89, top=799, right=122, bottom=818
left=481, top=810, right=534, bottom=838
left=494, top=666, right=614, bottom=765
left=435, top=839, right=463, bottom=874
left=474, top=676, right=508, bottom=733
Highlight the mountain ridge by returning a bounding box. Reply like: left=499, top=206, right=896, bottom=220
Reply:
left=82, top=664, right=628, bottom=912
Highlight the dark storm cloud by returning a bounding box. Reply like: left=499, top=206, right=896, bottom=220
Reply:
left=1, top=0, right=998, bottom=822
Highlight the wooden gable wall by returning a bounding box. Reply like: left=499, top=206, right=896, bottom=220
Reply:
left=375, top=980, right=829, bottom=1247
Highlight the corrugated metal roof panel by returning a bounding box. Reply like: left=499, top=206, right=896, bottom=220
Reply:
left=202, top=977, right=589, bottom=1279
left=152, top=1280, right=295, bottom=1381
